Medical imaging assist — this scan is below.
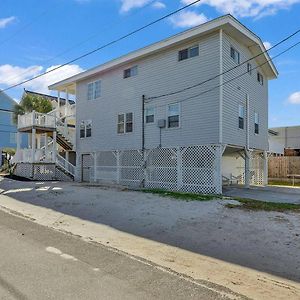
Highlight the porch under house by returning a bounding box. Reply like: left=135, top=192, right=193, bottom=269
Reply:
left=13, top=90, right=76, bottom=181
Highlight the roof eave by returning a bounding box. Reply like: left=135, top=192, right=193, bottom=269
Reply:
left=49, top=14, right=278, bottom=90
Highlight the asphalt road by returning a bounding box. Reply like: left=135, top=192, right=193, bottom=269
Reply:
left=0, top=210, right=232, bottom=300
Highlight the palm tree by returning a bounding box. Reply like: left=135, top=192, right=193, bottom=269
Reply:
left=13, top=94, right=53, bottom=124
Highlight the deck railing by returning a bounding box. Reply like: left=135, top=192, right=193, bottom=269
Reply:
left=18, top=111, right=56, bottom=130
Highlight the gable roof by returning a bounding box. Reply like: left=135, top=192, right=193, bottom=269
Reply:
left=49, top=14, right=278, bottom=93
left=0, top=90, right=17, bottom=110
left=23, top=89, right=75, bottom=105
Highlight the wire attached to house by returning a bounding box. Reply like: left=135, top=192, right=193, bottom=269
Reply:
left=0, top=0, right=203, bottom=94
left=144, top=39, right=300, bottom=109
left=145, top=28, right=300, bottom=102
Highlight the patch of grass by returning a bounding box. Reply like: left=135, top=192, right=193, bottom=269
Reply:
left=226, top=197, right=300, bottom=212
left=269, top=181, right=300, bottom=187
left=142, top=189, right=220, bottom=201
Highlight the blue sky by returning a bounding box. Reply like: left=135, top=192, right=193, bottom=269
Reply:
left=0, top=0, right=300, bottom=127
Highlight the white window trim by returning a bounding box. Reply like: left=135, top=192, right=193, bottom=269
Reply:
left=166, top=103, right=181, bottom=129
left=123, top=66, right=138, bottom=79
left=247, top=63, right=252, bottom=75
left=257, top=72, right=264, bottom=85
left=238, top=104, right=245, bottom=130
left=117, top=112, right=134, bottom=134
left=87, top=80, right=101, bottom=101
left=254, top=112, right=259, bottom=135
left=80, top=120, right=92, bottom=138
left=178, top=45, right=199, bottom=62
left=145, top=107, right=155, bottom=124
left=230, top=46, right=240, bottom=64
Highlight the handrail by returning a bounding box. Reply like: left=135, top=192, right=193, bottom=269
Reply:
left=56, top=154, right=75, bottom=176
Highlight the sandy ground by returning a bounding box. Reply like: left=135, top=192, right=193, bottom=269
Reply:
left=0, top=177, right=300, bottom=300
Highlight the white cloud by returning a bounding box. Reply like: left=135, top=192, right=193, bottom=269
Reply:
left=0, top=64, right=83, bottom=94
left=263, top=41, right=272, bottom=50
left=152, top=1, right=166, bottom=9
left=120, top=0, right=152, bottom=13
left=181, top=0, right=300, bottom=18
left=0, top=16, right=16, bottom=29
left=169, top=10, right=209, bottom=28
left=288, top=92, right=300, bottom=104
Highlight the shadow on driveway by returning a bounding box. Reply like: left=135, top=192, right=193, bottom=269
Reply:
left=1, top=177, right=300, bottom=283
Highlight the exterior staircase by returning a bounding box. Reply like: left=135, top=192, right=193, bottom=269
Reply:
left=14, top=107, right=76, bottom=181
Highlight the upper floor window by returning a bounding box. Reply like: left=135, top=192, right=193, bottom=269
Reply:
left=238, top=105, right=245, bottom=130
left=80, top=122, right=85, bottom=138
left=247, top=63, right=252, bottom=75
left=118, top=112, right=133, bottom=134
left=255, top=112, right=259, bottom=134
left=257, top=72, right=264, bottom=85
left=230, top=46, right=240, bottom=64
left=167, top=103, right=180, bottom=128
left=123, top=66, right=138, bottom=79
left=145, top=107, right=154, bottom=124
left=178, top=45, right=199, bottom=61
left=80, top=120, right=92, bottom=138
left=87, top=80, right=101, bottom=100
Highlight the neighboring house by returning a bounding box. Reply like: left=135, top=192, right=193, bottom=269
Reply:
left=0, top=90, right=27, bottom=150
left=22, top=89, right=75, bottom=111
left=17, top=15, right=278, bottom=193
left=269, top=126, right=300, bottom=156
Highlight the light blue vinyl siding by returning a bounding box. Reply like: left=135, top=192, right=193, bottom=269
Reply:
left=75, top=32, right=221, bottom=153
left=0, top=92, right=27, bottom=149
left=222, top=32, right=269, bottom=150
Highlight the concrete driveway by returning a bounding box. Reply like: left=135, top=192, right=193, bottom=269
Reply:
left=223, top=185, right=300, bottom=204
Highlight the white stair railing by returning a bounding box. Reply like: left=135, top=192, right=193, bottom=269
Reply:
left=56, top=154, right=75, bottom=177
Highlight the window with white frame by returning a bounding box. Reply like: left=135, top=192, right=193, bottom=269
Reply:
left=118, top=113, right=133, bottom=133
left=86, top=121, right=92, bottom=137
left=167, top=103, right=180, bottom=128
left=80, top=122, right=85, bottom=138
left=145, top=107, right=154, bottom=124
left=247, top=63, right=252, bottom=75
left=178, top=45, right=199, bottom=61
left=255, top=112, right=259, bottom=134
left=257, top=72, right=264, bottom=85
left=80, top=120, right=92, bottom=138
left=230, top=46, right=240, bottom=64
left=87, top=80, right=101, bottom=100
left=123, top=66, right=138, bottom=79
left=238, top=105, right=245, bottom=129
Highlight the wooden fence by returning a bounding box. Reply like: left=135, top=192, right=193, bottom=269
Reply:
left=268, top=157, right=300, bottom=178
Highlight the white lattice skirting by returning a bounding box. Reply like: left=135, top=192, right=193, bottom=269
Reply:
left=14, top=163, right=73, bottom=181
left=80, top=145, right=223, bottom=194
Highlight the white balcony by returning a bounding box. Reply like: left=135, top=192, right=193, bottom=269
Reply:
left=18, top=111, right=56, bottom=131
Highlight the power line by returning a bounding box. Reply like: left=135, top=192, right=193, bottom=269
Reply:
left=0, top=2, right=54, bottom=47
left=145, top=28, right=300, bottom=102
left=0, top=0, right=202, bottom=93
left=144, top=39, right=300, bottom=109
left=0, top=108, right=14, bottom=113
left=3, top=0, right=158, bottom=86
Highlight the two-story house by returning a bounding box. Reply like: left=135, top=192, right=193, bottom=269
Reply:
left=46, top=15, right=278, bottom=193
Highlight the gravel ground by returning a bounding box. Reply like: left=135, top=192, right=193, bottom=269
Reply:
left=0, top=177, right=300, bottom=299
